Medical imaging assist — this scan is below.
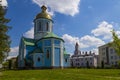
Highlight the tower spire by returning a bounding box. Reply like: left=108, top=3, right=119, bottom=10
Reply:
left=74, top=42, right=80, bottom=55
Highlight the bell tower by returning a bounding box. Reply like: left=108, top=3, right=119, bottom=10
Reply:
left=74, top=42, right=81, bottom=55
left=34, top=5, right=53, bottom=39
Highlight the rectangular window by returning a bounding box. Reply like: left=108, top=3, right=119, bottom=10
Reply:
left=110, top=48, right=114, bottom=54
left=38, top=22, right=42, bottom=31
left=44, top=40, right=51, bottom=46
left=54, top=40, right=60, bottom=46
left=111, top=56, right=113, bottom=59
left=46, top=22, right=49, bottom=31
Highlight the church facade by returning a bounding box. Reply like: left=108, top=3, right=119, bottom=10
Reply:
left=18, top=5, right=70, bottom=69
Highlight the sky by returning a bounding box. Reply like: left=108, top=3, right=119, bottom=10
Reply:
left=1, top=0, right=120, bottom=58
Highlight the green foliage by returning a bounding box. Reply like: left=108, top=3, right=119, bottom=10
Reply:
left=0, top=6, right=11, bottom=63
left=2, top=61, right=9, bottom=69
left=1, top=69, right=120, bottom=80
left=110, top=30, right=120, bottom=55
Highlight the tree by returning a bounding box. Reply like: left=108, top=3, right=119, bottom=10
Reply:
left=110, top=30, right=120, bottom=55
left=0, top=6, right=11, bottom=64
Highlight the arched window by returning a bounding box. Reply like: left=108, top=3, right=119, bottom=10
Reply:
left=46, top=50, right=49, bottom=59
left=46, top=22, right=49, bottom=31
left=38, top=57, right=40, bottom=62
left=38, top=22, right=42, bottom=31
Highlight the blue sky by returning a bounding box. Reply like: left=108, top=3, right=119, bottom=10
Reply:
left=1, top=0, right=120, bottom=57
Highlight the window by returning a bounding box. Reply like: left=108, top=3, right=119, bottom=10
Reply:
left=102, top=52, right=105, bottom=55
left=81, top=58, right=83, bottom=61
left=65, top=58, right=67, bottom=63
left=38, top=57, right=40, bottom=62
left=46, top=50, right=49, bottom=59
left=90, top=63, right=92, bottom=65
left=111, top=62, right=114, bottom=65
left=110, top=48, right=113, bottom=54
left=76, top=59, right=77, bottom=61
left=54, top=40, right=60, bottom=46
left=111, top=56, right=113, bottom=59
left=46, top=22, right=49, bottom=31
left=81, top=63, right=83, bottom=66
left=44, top=40, right=51, bottom=46
left=38, top=22, right=42, bottom=31
left=90, top=58, right=92, bottom=60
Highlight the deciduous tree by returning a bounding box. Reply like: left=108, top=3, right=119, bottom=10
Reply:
left=111, top=30, right=120, bottom=55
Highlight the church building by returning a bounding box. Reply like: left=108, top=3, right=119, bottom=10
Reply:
left=18, top=5, right=70, bottom=69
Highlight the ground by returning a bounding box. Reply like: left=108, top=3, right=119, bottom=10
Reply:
left=0, top=69, right=120, bottom=80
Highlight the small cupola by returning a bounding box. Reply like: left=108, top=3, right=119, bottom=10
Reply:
left=35, top=5, right=52, bottom=20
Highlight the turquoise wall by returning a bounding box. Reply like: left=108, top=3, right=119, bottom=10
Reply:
left=26, top=46, right=35, bottom=59
left=37, top=40, right=43, bottom=47
left=54, top=48, right=60, bottom=67
left=64, top=54, right=70, bottom=67
left=44, top=47, right=51, bottom=67
left=33, top=53, right=43, bottom=67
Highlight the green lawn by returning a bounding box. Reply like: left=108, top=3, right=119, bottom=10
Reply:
left=0, top=69, right=120, bottom=80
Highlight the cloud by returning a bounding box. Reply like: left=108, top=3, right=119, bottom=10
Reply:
left=9, top=46, right=19, bottom=57
left=0, top=0, right=8, bottom=6
left=62, top=34, right=105, bottom=54
left=23, top=27, right=34, bottom=38
left=32, top=0, right=80, bottom=16
left=80, top=35, right=105, bottom=47
left=91, top=21, right=113, bottom=40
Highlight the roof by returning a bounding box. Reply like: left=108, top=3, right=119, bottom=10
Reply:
left=29, top=47, right=43, bottom=55
left=22, top=37, right=36, bottom=46
left=41, top=32, right=64, bottom=41
left=32, top=47, right=43, bottom=53
left=35, top=5, right=52, bottom=20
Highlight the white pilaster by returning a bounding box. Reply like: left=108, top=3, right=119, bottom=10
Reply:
left=60, top=41, right=64, bottom=68
left=52, top=39, right=54, bottom=66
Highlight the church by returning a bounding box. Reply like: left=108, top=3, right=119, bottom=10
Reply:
left=18, top=5, right=70, bottom=69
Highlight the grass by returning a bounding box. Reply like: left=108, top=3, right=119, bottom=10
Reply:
left=0, top=69, right=120, bottom=80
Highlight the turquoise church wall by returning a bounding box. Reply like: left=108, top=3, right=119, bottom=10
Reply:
left=64, top=54, right=70, bottom=67
left=33, top=53, right=43, bottom=67
left=44, top=47, right=52, bottom=67
left=54, top=48, right=60, bottom=67
left=25, top=46, right=35, bottom=57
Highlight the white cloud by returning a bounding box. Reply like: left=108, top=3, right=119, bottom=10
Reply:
left=62, top=34, right=80, bottom=54
left=9, top=46, right=19, bottom=57
left=91, top=21, right=113, bottom=40
left=0, top=0, right=8, bottom=6
left=80, top=35, right=105, bottom=48
left=62, top=34, right=105, bottom=54
left=62, top=34, right=79, bottom=45
left=91, top=48, right=98, bottom=55
left=32, top=0, right=80, bottom=16
left=24, top=27, right=34, bottom=38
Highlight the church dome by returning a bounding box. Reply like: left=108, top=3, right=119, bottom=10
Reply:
left=36, top=5, right=52, bottom=20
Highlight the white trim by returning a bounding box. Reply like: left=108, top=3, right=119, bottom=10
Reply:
left=60, top=41, right=63, bottom=68
left=52, top=39, right=54, bottom=66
